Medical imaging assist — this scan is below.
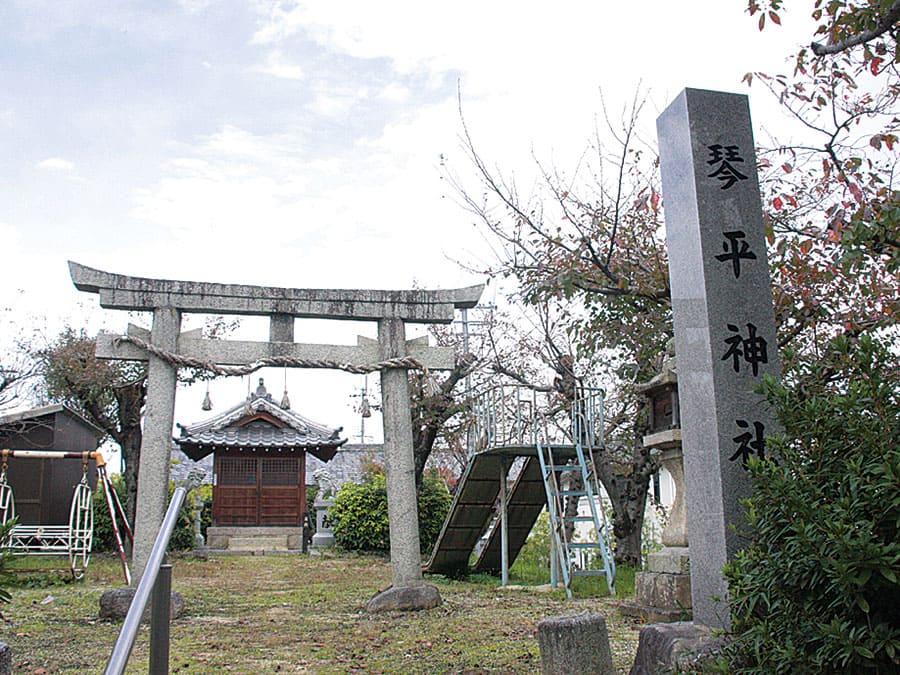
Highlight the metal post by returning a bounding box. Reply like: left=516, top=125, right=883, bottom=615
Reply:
left=550, top=522, right=560, bottom=587
left=149, top=561, right=172, bottom=675
left=105, top=487, right=185, bottom=675
left=499, top=455, right=509, bottom=587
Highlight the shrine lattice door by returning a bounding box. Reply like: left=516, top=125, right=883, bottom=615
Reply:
left=213, top=452, right=305, bottom=526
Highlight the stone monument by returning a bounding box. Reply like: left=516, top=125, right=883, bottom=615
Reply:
left=70, top=262, right=482, bottom=612
left=656, top=88, right=781, bottom=630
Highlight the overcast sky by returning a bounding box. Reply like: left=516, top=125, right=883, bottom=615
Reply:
left=1, top=1, right=813, bottom=449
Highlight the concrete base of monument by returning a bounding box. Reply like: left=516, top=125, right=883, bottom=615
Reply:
left=629, top=621, right=724, bottom=675
left=99, top=587, right=185, bottom=622
left=618, top=546, right=692, bottom=623
left=365, top=583, right=442, bottom=613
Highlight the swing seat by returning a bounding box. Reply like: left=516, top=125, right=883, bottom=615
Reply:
left=8, top=526, right=77, bottom=554
left=1, top=478, right=94, bottom=579
left=0, top=449, right=131, bottom=584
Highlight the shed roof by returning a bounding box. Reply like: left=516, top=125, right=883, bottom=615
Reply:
left=0, top=404, right=106, bottom=439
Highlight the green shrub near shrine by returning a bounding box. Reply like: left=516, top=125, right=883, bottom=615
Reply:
left=330, top=467, right=451, bottom=554
left=723, top=335, right=900, bottom=673
left=92, top=476, right=211, bottom=553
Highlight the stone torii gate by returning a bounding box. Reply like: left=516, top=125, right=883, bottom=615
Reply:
left=69, top=261, right=483, bottom=611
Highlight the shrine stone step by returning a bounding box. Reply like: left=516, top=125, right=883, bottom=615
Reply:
left=206, top=526, right=302, bottom=551
left=227, top=535, right=290, bottom=552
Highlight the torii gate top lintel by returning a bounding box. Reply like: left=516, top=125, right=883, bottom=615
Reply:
left=68, top=261, right=483, bottom=324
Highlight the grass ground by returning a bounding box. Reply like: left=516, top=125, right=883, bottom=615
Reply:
left=1, top=553, right=643, bottom=674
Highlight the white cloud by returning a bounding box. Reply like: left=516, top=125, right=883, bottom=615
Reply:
left=36, top=157, right=74, bottom=171
left=307, top=92, right=353, bottom=117
left=378, top=82, right=410, bottom=103
left=177, top=0, right=214, bottom=14
left=252, top=50, right=304, bottom=80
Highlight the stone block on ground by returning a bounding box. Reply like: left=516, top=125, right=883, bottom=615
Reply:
left=365, top=584, right=441, bottom=613
left=311, top=531, right=335, bottom=549
left=617, top=601, right=690, bottom=624
left=647, top=548, right=690, bottom=575
left=537, top=613, right=614, bottom=675
left=0, top=641, right=10, bottom=675
left=99, top=587, right=185, bottom=622
left=629, top=621, right=724, bottom=675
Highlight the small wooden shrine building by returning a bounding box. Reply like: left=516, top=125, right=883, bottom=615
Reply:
left=176, top=378, right=345, bottom=550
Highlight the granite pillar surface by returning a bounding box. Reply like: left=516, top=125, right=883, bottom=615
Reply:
left=367, top=318, right=441, bottom=611
left=132, top=307, right=181, bottom=583
left=657, top=88, right=781, bottom=629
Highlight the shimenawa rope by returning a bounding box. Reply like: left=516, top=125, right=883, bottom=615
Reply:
left=114, top=335, right=439, bottom=394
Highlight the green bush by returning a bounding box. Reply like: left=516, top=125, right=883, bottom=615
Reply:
left=167, top=483, right=212, bottom=552
left=0, top=518, right=16, bottom=604
left=329, top=468, right=451, bottom=554
left=723, top=335, right=900, bottom=673
left=91, top=476, right=212, bottom=553
left=510, top=510, right=552, bottom=584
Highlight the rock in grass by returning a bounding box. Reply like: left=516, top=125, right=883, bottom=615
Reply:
left=365, top=584, right=441, bottom=613
left=99, top=587, right=185, bottom=622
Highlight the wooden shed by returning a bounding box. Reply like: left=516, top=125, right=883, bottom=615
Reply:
left=0, top=405, right=103, bottom=525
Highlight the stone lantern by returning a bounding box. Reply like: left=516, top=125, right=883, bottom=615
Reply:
left=620, top=344, right=692, bottom=622
left=310, top=496, right=336, bottom=551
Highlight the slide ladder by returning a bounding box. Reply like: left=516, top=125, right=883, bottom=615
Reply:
left=537, top=440, right=615, bottom=598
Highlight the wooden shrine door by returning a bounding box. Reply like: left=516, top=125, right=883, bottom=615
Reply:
left=213, top=451, right=305, bottom=527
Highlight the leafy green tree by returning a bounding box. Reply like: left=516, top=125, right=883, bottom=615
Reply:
left=38, top=328, right=146, bottom=525
left=449, top=95, right=666, bottom=566
left=745, top=0, right=899, bottom=369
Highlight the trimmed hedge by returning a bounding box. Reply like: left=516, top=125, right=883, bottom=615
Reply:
left=329, top=469, right=451, bottom=554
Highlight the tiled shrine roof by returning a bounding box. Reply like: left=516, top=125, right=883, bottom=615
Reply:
left=175, top=378, right=346, bottom=461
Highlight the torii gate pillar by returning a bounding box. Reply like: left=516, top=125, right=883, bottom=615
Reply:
left=366, top=318, right=441, bottom=611
left=133, top=307, right=181, bottom=581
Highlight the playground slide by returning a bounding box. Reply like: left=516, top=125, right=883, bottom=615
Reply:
left=424, top=452, right=503, bottom=575
left=473, top=457, right=545, bottom=574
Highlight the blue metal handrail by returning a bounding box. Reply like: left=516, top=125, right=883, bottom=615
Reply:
left=105, top=487, right=186, bottom=675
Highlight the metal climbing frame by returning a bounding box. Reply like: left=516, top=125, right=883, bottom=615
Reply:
left=536, top=387, right=616, bottom=598
left=426, top=383, right=616, bottom=597
left=0, top=449, right=133, bottom=583
left=470, top=384, right=542, bottom=452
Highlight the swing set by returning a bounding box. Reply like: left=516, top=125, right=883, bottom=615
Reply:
left=0, top=449, right=132, bottom=584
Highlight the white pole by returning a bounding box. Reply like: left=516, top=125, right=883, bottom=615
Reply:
left=500, top=455, right=509, bottom=587
left=549, top=516, right=560, bottom=587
